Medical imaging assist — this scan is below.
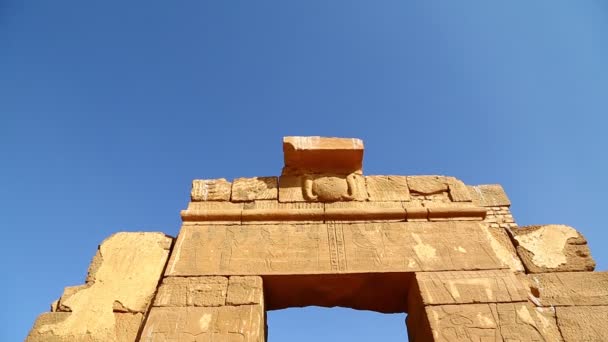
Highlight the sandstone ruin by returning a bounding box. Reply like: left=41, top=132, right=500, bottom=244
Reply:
left=27, top=136, right=606, bottom=341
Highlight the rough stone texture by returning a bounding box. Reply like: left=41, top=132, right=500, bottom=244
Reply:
left=154, top=276, right=228, bottom=307
left=468, top=184, right=511, bottom=207
left=191, top=178, right=232, bottom=201
left=407, top=175, right=449, bottom=195
left=27, top=312, right=143, bottom=342
left=242, top=200, right=323, bottom=224
left=525, top=272, right=608, bottom=306
left=484, top=206, right=518, bottom=230
left=141, top=305, right=265, bottom=342
left=511, top=224, right=595, bottom=273
left=413, top=270, right=528, bottom=305
left=556, top=306, right=608, bottom=342
left=326, top=201, right=406, bottom=222
left=445, top=177, right=472, bottom=202
left=365, top=175, right=410, bottom=201
left=282, top=136, right=364, bottom=175
left=231, top=177, right=278, bottom=202
left=279, top=173, right=366, bottom=202
left=484, top=226, right=525, bottom=272
left=226, top=276, right=263, bottom=305
left=165, top=221, right=509, bottom=276
left=419, top=303, right=562, bottom=342
left=27, top=232, right=172, bottom=342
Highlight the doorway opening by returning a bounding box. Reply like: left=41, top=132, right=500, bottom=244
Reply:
left=263, top=272, right=412, bottom=341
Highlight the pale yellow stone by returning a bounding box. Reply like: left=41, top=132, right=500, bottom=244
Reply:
left=556, top=306, right=608, bottom=341
left=525, top=272, right=608, bottom=306
left=191, top=178, right=231, bottom=201
left=140, top=305, right=265, bottom=342
left=407, top=175, right=449, bottom=195
left=414, top=270, right=528, bottom=305
left=469, top=184, right=511, bottom=206
left=165, top=221, right=507, bottom=276
left=226, top=276, right=263, bottom=305
left=27, top=312, right=143, bottom=342
left=512, top=224, right=595, bottom=273
left=231, top=177, right=278, bottom=202
left=423, top=303, right=562, bottom=341
left=365, top=175, right=410, bottom=201
left=282, top=136, right=364, bottom=175
left=154, top=276, right=228, bottom=307
left=27, top=232, right=172, bottom=341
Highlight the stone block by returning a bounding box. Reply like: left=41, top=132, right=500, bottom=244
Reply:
left=165, top=221, right=509, bottom=276
left=181, top=201, right=243, bottom=223
left=26, top=312, right=143, bottom=342
left=242, top=200, right=323, bottom=224
left=27, top=232, right=172, bottom=341
left=278, top=175, right=305, bottom=202
left=325, top=201, right=406, bottom=222
left=484, top=226, right=525, bottom=272
left=446, top=177, right=472, bottom=202
left=191, top=178, right=231, bottom=201
left=154, top=276, right=228, bottom=307
left=231, top=177, right=278, bottom=202
left=468, top=184, right=511, bottom=207
left=365, top=175, right=410, bottom=201
left=282, top=136, right=364, bottom=175
left=141, top=305, right=265, bottom=342
left=422, top=303, right=562, bottom=341
left=413, top=270, right=528, bottom=305
left=556, top=306, right=608, bottom=342
left=407, top=175, right=449, bottom=195
left=226, top=276, right=263, bottom=305
left=279, top=174, right=366, bottom=202
left=511, top=225, right=595, bottom=273
left=525, top=272, right=608, bottom=306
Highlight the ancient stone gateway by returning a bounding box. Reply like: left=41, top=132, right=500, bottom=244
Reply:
left=27, top=136, right=606, bottom=341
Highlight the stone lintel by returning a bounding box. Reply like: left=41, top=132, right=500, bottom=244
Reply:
left=282, top=136, right=364, bottom=175
left=525, top=271, right=608, bottom=306
left=165, top=221, right=508, bottom=276
left=180, top=204, right=486, bottom=222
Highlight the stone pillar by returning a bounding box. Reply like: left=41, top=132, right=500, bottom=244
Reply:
left=407, top=270, right=562, bottom=341
left=139, top=276, right=266, bottom=342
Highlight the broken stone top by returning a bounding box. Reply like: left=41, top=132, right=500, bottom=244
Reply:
left=282, top=136, right=364, bottom=175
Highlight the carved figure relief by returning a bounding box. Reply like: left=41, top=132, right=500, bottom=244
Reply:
left=303, top=173, right=363, bottom=202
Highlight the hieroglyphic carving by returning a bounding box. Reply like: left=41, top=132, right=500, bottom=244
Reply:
left=191, top=179, right=231, bottom=201
left=556, top=306, right=608, bottom=341
left=166, top=222, right=507, bottom=276
left=326, top=221, right=347, bottom=271
left=414, top=270, right=528, bottom=305
left=279, top=174, right=366, bottom=202
left=141, top=305, right=265, bottom=342
left=424, top=303, right=562, bottom=341
left=344, top=221, right=505, bottom=272
left=166, top=224, right=329, bottom=276
left=525, top=272, right=608, bottom=306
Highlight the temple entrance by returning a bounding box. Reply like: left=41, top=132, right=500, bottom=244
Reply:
left=263, top=273, right=412, bottom=340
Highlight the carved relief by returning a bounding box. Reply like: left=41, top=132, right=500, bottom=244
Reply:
left=303, top=173, right=364, bottom=202
left=424, top=303, right=561, bottom=341
left=166, top=222, right=507, bottom=276
left=141, top=305, right=265, bottom=342
left=279, top=173, right=366, bottom=202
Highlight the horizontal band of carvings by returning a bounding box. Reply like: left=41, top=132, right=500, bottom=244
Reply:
left=180, top=206, right=486, bottom=222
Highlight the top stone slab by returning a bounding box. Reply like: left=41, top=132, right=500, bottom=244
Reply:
left=282, top=136, right=364, bottom=175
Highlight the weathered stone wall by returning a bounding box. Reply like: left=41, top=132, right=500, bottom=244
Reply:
left=26, top=136, right=606, bottom=341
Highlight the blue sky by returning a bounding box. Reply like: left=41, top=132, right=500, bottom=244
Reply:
left=2, top=1, right=607, bottom=341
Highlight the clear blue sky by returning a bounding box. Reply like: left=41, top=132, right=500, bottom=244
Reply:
left=2, top=1, right=607, bottom=341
